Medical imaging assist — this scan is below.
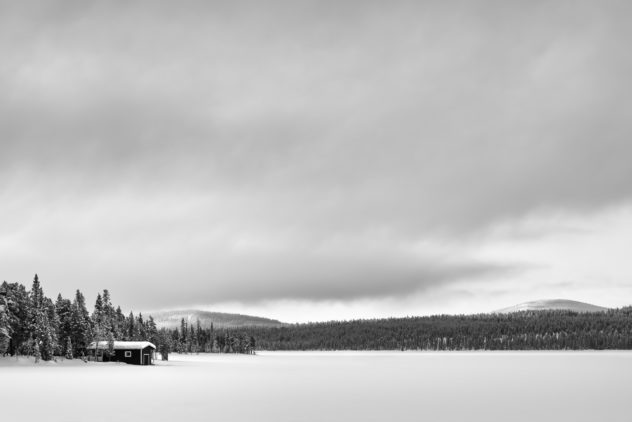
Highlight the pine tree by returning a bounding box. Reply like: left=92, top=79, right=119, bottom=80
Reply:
left=44, top=298, right=59, bottom=358
left=189, top=324, right=196, bottom=353
left=223, top=332, right=231, bottom=353
left=65, top=337, right=73, bottom=359
left=28, top=275, right=55, bottom=361
left=56, top=294, right=73, bottom=353
left=114, top=306, right=125, bottom=340
left=106, top=331, right=115, bottom=360
left=180, top=318, right=187, bottom=344
left=1, top=281, right=30, bottom=355
left=91, top=293, right=107, bottom=361
left=71, top=290, right=92, bottom=357
left=137, top=313, right=147, bottom=340
left=211, top=337, right=220, bottom=353
left=92, top=293, right=104, bottom=333
left=249, top=336, right=256, bottom=354
left=196, top=319, right=202, bottom=349
left=101, top=290, right=115, bottom=338
left=0, top=286, right=10, bottom=355
left=30, top=274, right=43, bottom=309
left=41, top=319, right=56, bottom=361
left=147, top=316, right=158, bottom=345
left=127, top=312, right=136, bottom=340
left=157, top=329, right=171, bottom=361
left=33, top=339, right=41, bottom=363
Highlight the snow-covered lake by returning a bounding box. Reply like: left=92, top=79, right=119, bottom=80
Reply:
left=1, top=351, right=630, bottom=422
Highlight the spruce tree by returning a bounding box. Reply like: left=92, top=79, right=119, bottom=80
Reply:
left=28, top=275, right=55, bottom=361
left=44, top=298, right=59, bottom=357
left=147, top=316, right=158, bottom=345
left=41, top=322, right=55, bottom=361
left=2, top=281, right=30, bottom=355
left=71, top=290, right=92, bottom=357
left=180, top=318, right=187, bottom=343
left=127, top=311, right=136, bottom=340
left=101, top=290, right=115, bottom=338
left=189, top=324, right=196, bottom=353
left=114, top=306, right=125, bottom=340
left=56, top=294, right=73, bottom=352
left=91, top=293, right=106, bottom=361
left=157, top=329, right=171, bottom=361
left=0, top=287, right=10, bottom=355
left=137, top=313, right=147, bottom=340
left=92, top=293, right=104, bottom=333
left=106, top=331, right=115, bottom=360
left=33, top=339, right=41, bottom=363
left=65, top=337, right=73, bottom=359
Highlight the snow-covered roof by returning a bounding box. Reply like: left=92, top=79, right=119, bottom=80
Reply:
left=87, top=341, right=156, bottom=350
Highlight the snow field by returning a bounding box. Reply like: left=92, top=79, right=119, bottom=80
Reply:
left=0, top=351, right=630, bottom=422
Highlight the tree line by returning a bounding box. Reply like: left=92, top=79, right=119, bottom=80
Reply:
left=235, top=308, right=632, bottom=351
left=0, top=274, right=255, bottom=361
left=4, top=274, right=632, bottom=357
left=160, top=319, right=256, bottom=356
left=0, top=275, right=162, bottom=361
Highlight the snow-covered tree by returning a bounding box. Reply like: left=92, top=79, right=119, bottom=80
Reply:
left=65, top=337, right=73, bottom=359
left=137, top=313, right=147, bottom=340
left=127, top=311, right=136, bottom=340
left=157, top=329, right=171, bottom=361
left=33, top=339, right=41, bottom=363
left=106, top=331, right=115, bottom=360
left=70, top=290, right=92, bottom=356
left=28, top=275, right=57, bottom=361
left=0, top=287, right=10, bottom=355
left=147, top=316, right=158, bottom=345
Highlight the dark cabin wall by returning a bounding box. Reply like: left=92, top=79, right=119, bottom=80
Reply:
left=112, top=349, right=141, bottom=364
left=91, top=347, right=154, bottom=365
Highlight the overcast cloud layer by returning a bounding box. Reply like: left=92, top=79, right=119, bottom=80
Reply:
left=1, top=1, right=631, bottom=318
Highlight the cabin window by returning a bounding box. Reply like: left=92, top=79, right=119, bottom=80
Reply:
left=124, top=351, right=132, bottom=358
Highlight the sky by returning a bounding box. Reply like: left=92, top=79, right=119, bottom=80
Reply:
left=1, top=1, right=632, bottom=322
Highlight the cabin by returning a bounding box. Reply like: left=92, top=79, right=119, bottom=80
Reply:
left=87, top=341, right=156, bottom=365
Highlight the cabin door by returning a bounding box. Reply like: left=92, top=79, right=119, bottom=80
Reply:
left=143, top=353, right=150, bottom=365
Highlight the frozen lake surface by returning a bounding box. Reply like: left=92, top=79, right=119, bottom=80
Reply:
left=1, top=351, right=631, bottom=422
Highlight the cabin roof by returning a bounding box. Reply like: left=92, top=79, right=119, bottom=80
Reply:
left=87, top=341, right=156, bottom=350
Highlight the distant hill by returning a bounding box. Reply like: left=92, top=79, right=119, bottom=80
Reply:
left=494, top=299, right=608, bottom=314
left=147, top=309, right=286, bottom=329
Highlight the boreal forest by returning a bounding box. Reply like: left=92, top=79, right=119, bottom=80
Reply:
left=236, top=310, right=632, bottom=351
left=3, top=275, right=632, bottom=361
left=0, top=275, right=254, bottom=361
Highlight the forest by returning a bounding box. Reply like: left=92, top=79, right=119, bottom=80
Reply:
left=237, top=309, right=632, bottom=351
left=3, top=275, right=632, bottom=361
left=0, top=275, right=254, bottom=361
left=154, top=305, right=632, bottom=352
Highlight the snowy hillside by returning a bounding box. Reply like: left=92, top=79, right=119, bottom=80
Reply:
left=147, top=309, right=285, bottom=329
left=494, top=299, right=608, bottom=314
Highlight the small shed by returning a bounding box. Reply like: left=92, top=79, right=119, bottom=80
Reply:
left=87, top=341, right=156, bottom=365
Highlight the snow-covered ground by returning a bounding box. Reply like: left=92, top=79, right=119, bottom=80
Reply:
left=1, top=351, right=630, bottom=422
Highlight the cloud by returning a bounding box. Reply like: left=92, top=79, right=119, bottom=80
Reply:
left=0, top=188, right=517, bottom=308
left=1, top=1, right=631, bottom=311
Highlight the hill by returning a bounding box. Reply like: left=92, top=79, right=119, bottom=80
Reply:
left=147, top=309, right=286, bottom=329
left=494, top=299, right=608, bottom=314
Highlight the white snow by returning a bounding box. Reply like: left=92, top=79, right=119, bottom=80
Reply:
left=87, top=341, right=156, bottom=350
left=0, top=351, right=630, bottom=422
left=494, top=299, right=608, bottom=313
